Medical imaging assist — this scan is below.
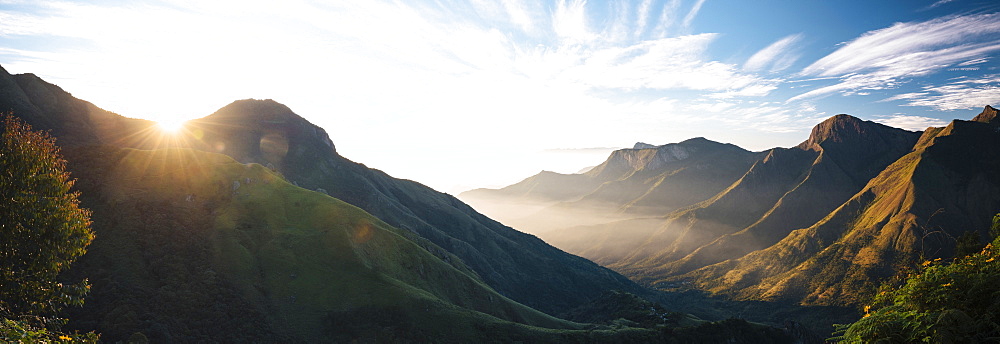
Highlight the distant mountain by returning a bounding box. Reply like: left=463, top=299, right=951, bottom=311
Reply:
left=468, top=108, right=998, bottom=307
left=610, top=114, right=921, bottom=280
left=461, top=137, right=760, bottom=233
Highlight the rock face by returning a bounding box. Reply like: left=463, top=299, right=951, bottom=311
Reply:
left=633, top=142, right=658, bottom=149
left=972, top=104, right=998, bottom=124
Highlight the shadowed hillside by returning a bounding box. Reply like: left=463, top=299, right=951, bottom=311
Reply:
left=61, top=147, right=577, bottom=341
left=0, top=65, right=645, bottom=316
left=0, top=64, right=799, bottom=343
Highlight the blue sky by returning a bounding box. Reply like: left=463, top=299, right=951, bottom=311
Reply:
left=1, top=0, right=999, bottom=193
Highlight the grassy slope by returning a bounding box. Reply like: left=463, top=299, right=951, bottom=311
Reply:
left=67, top=146, right=586, bottom=342
left=685, top=118, right=1000, bottom=307
left=61, top=146, right=794, bottom=343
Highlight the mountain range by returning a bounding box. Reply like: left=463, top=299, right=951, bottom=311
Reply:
left=0, top=65, right=802, bottom=342
left=462, top=106, right=1000, bottom=307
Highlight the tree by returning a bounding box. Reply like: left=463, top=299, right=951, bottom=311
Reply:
left=0, top=115, right=94, bottom=327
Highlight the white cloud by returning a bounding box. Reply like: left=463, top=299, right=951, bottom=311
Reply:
left=553, top=0, right=593, bottom=43
left=0, top=0, right=815, bottom=191
left=501, top=0, right=536, bottom=33
left=556, top=34, right=769, bottom=93
left=883, top=75, right=1000, bottom=111
left=744, top=34, right=803, bottom=72
left=873, top=115, right=948, bottom=130
left=651, top=0, right=681, bottom=37
left=802, top=13, right=1000, bottom=77
left=790, top=13, right=1000, bottom=102
left=681, top=0, right=706, bottom=30
left=634, top=0, right=655, bottom=36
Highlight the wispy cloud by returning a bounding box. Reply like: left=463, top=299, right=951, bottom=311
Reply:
left=744, top=34, right=803, bottom=72
left=873, top=115, right=949, bottom=130
left=883, top=74, right=1000, bottom=111
left=557, top=34, right=766, bottom=92
left=791, top=13, right=1000, bottom=102
left=681, top=0, right=706, bottom=30
left=634, top=0, right=655, bottom=37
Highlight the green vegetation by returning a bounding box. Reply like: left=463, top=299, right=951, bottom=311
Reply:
left=832, top=214, right=1000, bottom=342
left=53, top=145, right=796, bottom=342
left=0, top=115, right=96, bottom=342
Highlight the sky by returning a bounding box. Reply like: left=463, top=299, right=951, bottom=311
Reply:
left=1, top=0, right=999, bottom=193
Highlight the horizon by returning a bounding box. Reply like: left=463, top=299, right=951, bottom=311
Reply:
left=2, top=0, right=1000, bottom=193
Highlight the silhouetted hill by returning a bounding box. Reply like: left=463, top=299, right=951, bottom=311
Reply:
left=0, top=66, right=645, bottom=316
left=0, top=63, right=799, bottom=343
left=61, top=147, right=576, bottom=341
left=180, top=99, right=646, bottom=315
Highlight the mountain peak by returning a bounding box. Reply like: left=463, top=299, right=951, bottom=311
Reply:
left=799, top=114, right=874, bottom=150
left=633, top=142, right=658, bottom=149
left=679, top=137, right=712, bottom=145
left=208, top=98, right=297, bottom=122
left=971, top=105, right=998, bottom=124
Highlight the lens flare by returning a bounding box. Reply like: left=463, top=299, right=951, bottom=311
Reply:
left=157, top=119, right=186, bottom=133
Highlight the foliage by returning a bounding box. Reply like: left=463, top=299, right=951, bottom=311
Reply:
left=953, top=230, right=983, bottom=259
left=0, top=115, right=94, bottom=328
left=560, top=290, right=692, bottom=329
left=0, top=318, right=98, bottom=343
left=992, top=213, right=1000, bottom=241
left=832, top=216, right=1000, bottom=343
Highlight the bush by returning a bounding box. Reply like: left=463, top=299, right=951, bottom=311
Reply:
left=832, top=214, right=1000, bottom=343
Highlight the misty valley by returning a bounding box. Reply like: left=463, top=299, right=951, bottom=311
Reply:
left=1, top=63, right=999, bottom=343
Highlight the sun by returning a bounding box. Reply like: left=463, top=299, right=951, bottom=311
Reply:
left=156, top=119, right=186, bottom=133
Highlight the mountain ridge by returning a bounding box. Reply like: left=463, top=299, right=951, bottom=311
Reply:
left=0, top=66, right=647, bottom=317
left=464, top=108, right=999, bottom=308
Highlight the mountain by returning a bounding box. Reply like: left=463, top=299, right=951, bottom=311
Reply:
left=685, top=106, right=1000, bottom=306
left=461, top=137, right=761, bottom=233
left=179, top=99, right=647, bottom=315
left=610, top=115, right=921, bottom=280
left=60, top=147, right=576, bottom=342
left=0, top=64, right=798, bottom=342
left=0, top=65, right=643, bottom=316
left=465, top=108, right=999, bottom=308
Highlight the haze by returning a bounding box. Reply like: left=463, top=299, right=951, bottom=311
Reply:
left=1, top=0, right=999, bottom=193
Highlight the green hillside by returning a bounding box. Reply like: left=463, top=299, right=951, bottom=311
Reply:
left=0, top=65, right=647, bottom=317
left=62, top=146, right=581, bottom=341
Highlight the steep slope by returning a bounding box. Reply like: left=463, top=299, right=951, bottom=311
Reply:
left=0, top=65, right=799, bottom=343
left=0, top=65, right=644, bottom=316
left=686, top=106, right=1000, bottom=306
left=62, top=147, right=578, bottom=342
left=461, top=138, right=760, bottom=233
left=178, top=99, right=645, bottom=315
left=614, top=115, right=921, bottom=280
